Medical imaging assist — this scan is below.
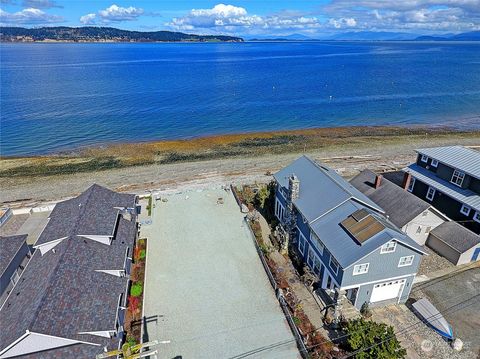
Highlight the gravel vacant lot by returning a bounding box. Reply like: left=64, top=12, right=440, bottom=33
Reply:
left=141, top=188, right=299, bottom=359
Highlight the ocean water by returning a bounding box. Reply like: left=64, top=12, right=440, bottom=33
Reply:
left=1, top=41, right=479, bottom=156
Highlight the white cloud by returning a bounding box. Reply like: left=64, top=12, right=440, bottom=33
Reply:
left=80, top=4, right=144, bottom=24
left=0, top=7, right=63, bottom=24
left=80, top=13, right=96, bottom=25
left=167, top=3, right=322, bottom=34
left=22, top=0, right=62, bottom=9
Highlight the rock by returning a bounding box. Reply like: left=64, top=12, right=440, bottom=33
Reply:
left=451, top=338, right=463, bottom=351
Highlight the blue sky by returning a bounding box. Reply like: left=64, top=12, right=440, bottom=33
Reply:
left=1, top=1, right=479, bottom=36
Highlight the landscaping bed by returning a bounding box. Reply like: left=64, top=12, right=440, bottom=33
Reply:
left=124, top=237, right=147, bottom=345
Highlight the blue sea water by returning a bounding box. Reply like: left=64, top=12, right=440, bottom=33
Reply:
left=1, top=41, right=479, bottom=156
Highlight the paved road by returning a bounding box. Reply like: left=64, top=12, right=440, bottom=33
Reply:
left=142, top=188, right=299, bottom=359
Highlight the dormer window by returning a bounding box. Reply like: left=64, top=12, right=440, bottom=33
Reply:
left=381, top=241, right=396, bottom=253
left=460, top=205, right=471, bottom=216
left=431, top=159, right=438, bottom=167
left=421, top=155, right=428, bottom=163
left=451, top=170, right=465, bottom=187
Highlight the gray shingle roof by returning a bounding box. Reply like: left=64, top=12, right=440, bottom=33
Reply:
left=274, top=156, right=383, bottom=222
left=350, top=170, right=432, bottom=228
left=416, top=146, right=480, bottom=180
left=0, top=234, right=28, bottom=276
left=430, top=221, right=480, bottom=253
left=0, top=184, right=137, bottom=358
left=404, top=164, right=480, bottom=212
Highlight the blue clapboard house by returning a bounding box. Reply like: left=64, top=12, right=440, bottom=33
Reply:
left=274, top=156, right=426, bottom=310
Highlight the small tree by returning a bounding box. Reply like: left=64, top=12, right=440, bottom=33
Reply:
left=242, top=186, right=255, bottom=206
left=255, top=186, right=270, bottom=209
left=345, top=318, right=406, bottom=359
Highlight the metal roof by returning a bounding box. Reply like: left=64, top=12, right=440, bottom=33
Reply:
left=404, top=164, right=480, bottom=212
left=350, top=169, right=432, bottom=228
left=416, top=146, right=480, bottom=180
left=430, top=221, right=480, bottom=253
left=273, top=156, right=383, bottom=222
left=309, top=201, right=425, bottom=268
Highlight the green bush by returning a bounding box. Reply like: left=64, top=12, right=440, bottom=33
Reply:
left=126, top=335, right=136, bottom=347
left=139, top=249, right=146, bottom=260
left=345, top=318, right=406, bottom=359
left=130, top=282, right=143, bottom=297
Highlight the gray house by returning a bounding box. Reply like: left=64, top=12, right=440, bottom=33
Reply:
left=350, top=170, right=448, bottom=245
left=274, top=156, right=426, bottom=310
left=0, top=234, right=31, bottom=298
left=0, top=184, right=138, bottom=359
left=402, top=146, right=480, bottom=234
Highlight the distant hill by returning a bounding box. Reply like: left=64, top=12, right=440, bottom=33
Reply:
left=0, top=26, right=243, bottom=43
left=416, top=31, right=480, bottom=41
left=326, top=31, right=420, bottom=41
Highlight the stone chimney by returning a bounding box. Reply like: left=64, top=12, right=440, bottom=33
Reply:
left=402, top=172, right=412, bottom=190
left=288, top=174, right=300, bottom=202
left=374, top=175, right=383, bottom=189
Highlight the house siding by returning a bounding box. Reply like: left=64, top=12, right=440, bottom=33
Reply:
left=469, top=177, right=480, bottom=194
left=426, top=234, right=461, bottom=265
left=458, top=244, right=480, bottom=265
left=341, top=241, right=422, bottom=288
left=0, top=242, right=30, bottom=296
left=402, top=209, right=444, bottom=245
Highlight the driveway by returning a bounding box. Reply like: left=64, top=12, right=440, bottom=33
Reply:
left=142, top=188, right=299, bottom=359
left=372, top=264, right=480, bottom=359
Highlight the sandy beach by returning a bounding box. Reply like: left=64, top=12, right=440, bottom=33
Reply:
left=1, top=126, right=479, bottom=206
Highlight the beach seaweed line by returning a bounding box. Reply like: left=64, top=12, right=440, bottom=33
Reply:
left=0, top=126, right=477, bottom=178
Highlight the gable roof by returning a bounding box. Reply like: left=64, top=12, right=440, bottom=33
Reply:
left=404, top=164, right=480, bottom=212
left=430, top=222, right=480, bottom=253
left=0, top=234, right=28, bottom=277
left=275, top=157, right=425, bottom=268
left=273, top=156, right=383, bottom=222
left=416, top=146, right=480, bottom=180
left=350, top=169, right=433, bottom=228
left=310, top=201, right=426, bottom=268
left=0, top=184, right=137, bottom=358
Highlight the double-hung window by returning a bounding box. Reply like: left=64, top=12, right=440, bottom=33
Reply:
left=407, top=177, right=416, bottom=192
left=329, top=257, right=339, bottom=275
left=380, top=241, right=396, bottom=254
left=426, top=187, right=436, bottom=201
left=307, top=247, right=315, bottom=267
left=353, top=263, right=369, bottom=275
left=451, top=170, right=465, bottom=187
left=298, top=234, right=306, bottom=255
left=398, top=255, right=414, bottom=267
left=311, top=232, right=324, bottom=255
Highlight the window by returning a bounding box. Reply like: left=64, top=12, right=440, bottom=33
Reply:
left=426, top=187, right=436, bottom=201
left=311, top=232, right=324, bottom=255
left=426, top=226, right=432, bottom=234
left=431, top=159, right=438, bottom=167
left=298, top=234, right=306, bottom=255
left=353, top=263, right=369, bottom=275
left=381, top=241, right=397, bottom=254
left=451, top=170, right=465, bottom=187
left=329, top=257, right=339, bottom=275
left=313, top=257, right=321, bottom=274
left=407, top=177, right=416, bottom=192
left=308, top=247, right=315, bottom=267
left=460, top=205, right=471, bottom=216
left=398, top=255, right=414, bottom=267
left=416, top=226, right=422, bottom=234
left=421, top=154, right=428, bottom=163
left=474, top=212, right=480, bottom=224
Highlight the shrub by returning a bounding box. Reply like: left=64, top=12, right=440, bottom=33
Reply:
left=345, top=318, right=406, bottom=359
left=242, top=186, right=255, bottom=206
left=138, top=249, right=146, bottom=260
left=126, top=335, right=136, bottom=347
left=130, top=282, right=143, bottom=297
left=360, top=302, right=372, bottom=318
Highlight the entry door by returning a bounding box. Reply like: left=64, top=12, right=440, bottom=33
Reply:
left=370, top=279, right=405, bottom=303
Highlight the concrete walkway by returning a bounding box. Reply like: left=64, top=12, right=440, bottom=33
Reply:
left=142, top=189, right=299, bottom=359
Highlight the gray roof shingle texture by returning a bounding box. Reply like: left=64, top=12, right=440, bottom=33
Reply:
left=0, top=184, right=137, bottom=357
left=350, top=169, right=432, bottom=228
left=430, top=221, right=480, bottom=253
left=416, top=146, right=480, bottom=179
left=274, top=157, right=425, bottom=268
left=0, top=234, right=28, bottom=276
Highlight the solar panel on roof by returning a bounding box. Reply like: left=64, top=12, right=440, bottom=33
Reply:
left=341, top=209, right=385, bottom=244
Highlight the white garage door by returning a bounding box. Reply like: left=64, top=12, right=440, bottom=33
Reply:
left=370, top=279, right=405, bottom=303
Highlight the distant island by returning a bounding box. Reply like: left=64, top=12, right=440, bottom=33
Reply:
left=0, top=26, right=244, bottom=43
